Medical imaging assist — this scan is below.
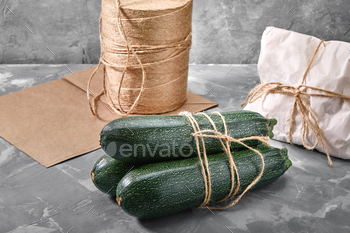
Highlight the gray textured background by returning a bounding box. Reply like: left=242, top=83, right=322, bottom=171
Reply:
left=1, top=0, right=350, bottom=64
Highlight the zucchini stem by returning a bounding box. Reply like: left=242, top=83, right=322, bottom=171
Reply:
left=116, top=196, right=122, bottom=206
left=91, top=169, right=95, bottom=182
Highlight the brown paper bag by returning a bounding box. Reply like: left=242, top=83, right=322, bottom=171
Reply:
left=245, top=27, right=350, bottom=160
left=0, top=65, right=217, bottom=167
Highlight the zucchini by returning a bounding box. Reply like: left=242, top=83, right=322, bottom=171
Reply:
left=116, top=146, right=291, bottom=219
left=91, top=154, right=137, bottom=195
left=100, top=110, right=277, bottom=164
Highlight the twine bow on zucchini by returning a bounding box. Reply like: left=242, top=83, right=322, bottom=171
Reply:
left=180, top=111, right=270, bottom=209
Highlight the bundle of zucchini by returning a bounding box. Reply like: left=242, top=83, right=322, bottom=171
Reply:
left=91, top=110, right=292, bottom=219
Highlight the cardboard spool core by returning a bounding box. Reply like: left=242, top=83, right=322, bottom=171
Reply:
left=100, top=0, right=193, bottom=114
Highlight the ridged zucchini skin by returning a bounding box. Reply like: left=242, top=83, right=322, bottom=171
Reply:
left=100, top=111, right=277, bottom=164
left=116, top=146, right=291, bottom=219
left=91, top=154, right=137, bottom=195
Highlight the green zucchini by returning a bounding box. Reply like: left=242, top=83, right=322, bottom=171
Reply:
left=91, top=154, right=137, bottom=195
left=100, top=110, right=277, bottom=164
left=116, top=146, right=291, bottom=219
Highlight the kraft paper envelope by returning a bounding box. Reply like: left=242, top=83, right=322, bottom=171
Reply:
left=0, top=65, right=217, bottom=167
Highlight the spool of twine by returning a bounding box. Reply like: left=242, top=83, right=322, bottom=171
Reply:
left=88, top=0, right=193, bottom=115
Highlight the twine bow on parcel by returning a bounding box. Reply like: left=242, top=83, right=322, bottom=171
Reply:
left=180, top=111, right=270, bottom=209
left=241, top=40, right=350, bottom=166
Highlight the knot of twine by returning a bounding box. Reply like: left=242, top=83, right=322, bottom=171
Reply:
left=87, top=0, right=192, bottom=116
left=180, top=111, right=270, bottom=209
left=242, top=40, right=350, bottom=166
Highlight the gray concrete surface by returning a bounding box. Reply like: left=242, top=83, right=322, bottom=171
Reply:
left=1, top=64, right=350, bottom=232
left=1, top=1, right=350, bottom=64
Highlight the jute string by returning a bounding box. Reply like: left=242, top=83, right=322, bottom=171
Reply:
left=242, top=40, right=350, bottom=166
left=180, top=111, right=270, bottom=209
left=87, top=0, right=192, bottom=116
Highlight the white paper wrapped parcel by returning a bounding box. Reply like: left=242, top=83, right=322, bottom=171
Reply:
left=245, top=27, right=350, bottom=159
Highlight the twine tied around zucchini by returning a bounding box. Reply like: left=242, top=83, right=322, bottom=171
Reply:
left=180, top=111, right=270, bottom=209
left=242, top=40, right=350, bottom=167
left=87, top=0, right=192, bottom=116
